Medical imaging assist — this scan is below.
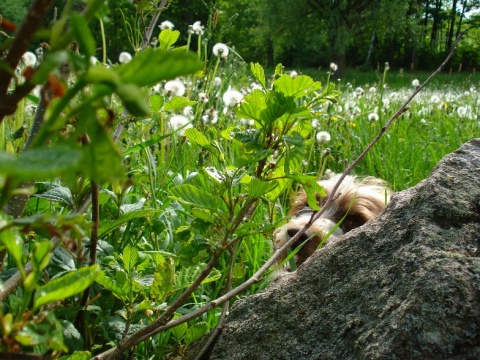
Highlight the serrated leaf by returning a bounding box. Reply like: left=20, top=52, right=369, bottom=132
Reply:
left=150, top=94, right=164, bottom=112
left=116, top=49, right=202, bottom=87
left=185, top=322, right=208, bottom=345
left=274, top=74, right=322, bottom=98
left=170, top=184, right=226, bottom=212
left=123, top=133, right=173, bottom=155
left=96, top=270, right=129, bottom=301
left=250, top=62, right=266, bottom=88
left=98, top=209, right=162, bottom=238
left=287, top=174, right=325, bottom=211
left=34, top=184, right=74, bottom=206
left=34, top=265, right=99, bottom=310
left=116, top=83, right=150, bottom=116
left=184, top=128, right=210, bottom=147
left=163, top=96, right=196, bottom=111
left=248, top=178, right=278, bottom=199
left=70, top=13, right=95, bottom=57
left=122, top=245, right=138, bottom=273
left=174, top=264, right=221, bottom=292
left=235, top=89, right=266, bottom=123
left=0, top=146, right=82, bottom=180
left=159, top=29, right=181, bottom=49
left=150, top=255, right=174, bottom=301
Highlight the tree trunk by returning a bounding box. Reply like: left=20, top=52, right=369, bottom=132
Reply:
left=430, top=0, right=443, bottom=47
left=446, top=0, right=458, bottom=50
left=364, top=31, right=376, bottom=66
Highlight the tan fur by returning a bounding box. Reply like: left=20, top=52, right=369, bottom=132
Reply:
left=274, top=174, right=391, bottom=268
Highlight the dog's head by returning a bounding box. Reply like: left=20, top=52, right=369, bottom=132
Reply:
left=274, top=174, right=391, bottom=267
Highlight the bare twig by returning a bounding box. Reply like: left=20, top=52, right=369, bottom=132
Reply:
left=141, top=0, right=170, bottom=49
left=0, top=0, right=52, bottom=122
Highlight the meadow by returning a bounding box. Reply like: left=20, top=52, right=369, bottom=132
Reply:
left=0, top=20, right=479, bottom=360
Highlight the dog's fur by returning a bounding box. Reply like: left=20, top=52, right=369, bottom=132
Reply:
left=274, top=173, right=392, bottom=267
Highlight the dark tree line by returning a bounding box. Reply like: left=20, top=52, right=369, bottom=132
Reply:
left=1, top=0, right=479, bottom=71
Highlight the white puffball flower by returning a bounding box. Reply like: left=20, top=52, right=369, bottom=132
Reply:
left=213, top=43, right=229, bottom=60
left=412, top=79, right=420, bottom=87
left=290, top=70, right=298, bottom=78
left=213, top=77, right=222, bottom=87
left=192, top=21, right=204, bottom=35
left=223, top=89, right=243, bottom=107
left=368, top=112, right=379, bottom=121
left=169, top=115, right=192, bottom=136
left=164, top=80, right=186, bottom=97
left=159, top=21, right=175, bottom=30
left=119, top=52, right=132, bottom=64
left=316, top=131, right=331, bottom=143
left=22, top=52, right=37, bottom=67
left=90, top=56, right=99, bottom=66
left=330, top=62, right=338, bottom=72
left=457, top=106, right=469, bottom=117
left=198, top=92, right=209, bottom=103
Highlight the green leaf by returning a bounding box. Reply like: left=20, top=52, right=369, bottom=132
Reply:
left=115, top=83, right=150, bottom=116
left=248, top=178, right=278, bottom=199
left=79, top=109, right=124, bottom=183
left=98, top=209, right=162, bottom=238
left=163, top=96, right=196, bottom=111
left=159, top=29, right=181, bottom=49
left=34, top=265, right=99, bottom=310
left=287, top=174, right=326, bottom=211
left=185, top=322, right=208, bottom=345
left=174, top=265, right=221, bottom=292
left=170, top=184, right=226, bottom=212
left=250, top=62, right=266, bottom=88
left=123, top=133, right=173, bottom=155
left=274, top=63, right=283, bottom=76
left=274, top=74, right=322, bottom=98
left=150, top=254, right=174, bottom=301
left=84, top=65, right=120, bottom=86
left=32, top=241, right=53, bottom=273
left=0, top=215, right=23, bottom=269
left=96, top=270, right=129, bottom=301
left=122, top=244, right=138, bottom=273
left=116, top=49, right=202, bottom=87
left=0, top=146, right=82, bottom=180
left=150, top=94, right=164, bottom=112
left=34, top=183, right=74, bottom=206
left=184, top=128, right=210, bottom=147
left=70, top=13, right=95, bottom=57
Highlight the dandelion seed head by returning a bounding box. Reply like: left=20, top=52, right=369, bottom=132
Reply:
left=368, top=112, right=379, bottom=121
left=169, top=115, right=191, bottom=136
left=457, top=106, right=469, bottom=117
left=330, top=62, right=338, bottom=72
left=213, top=77, right=222, bottom=87
left=223, top=89, right=243, bottom=107
left=192, top=21, right=204, bottom=35
left=164, top=80, right=186, bottom=97
left=316, top=131, right=331, bottom=143
left=212, top=43, right=229, bottom=59
left=160, top=21, right=175, bottom=30
left=119, top=52, right=132, bottom=64
left=412, top=79, right=420, bottom=87
left=290, top=70, right=298, bottom=78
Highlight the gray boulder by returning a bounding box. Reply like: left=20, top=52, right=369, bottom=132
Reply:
left=210, top=139, right=480, bottom=360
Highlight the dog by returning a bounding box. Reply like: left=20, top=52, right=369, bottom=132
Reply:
left=273, top=173, right=392, bottom=268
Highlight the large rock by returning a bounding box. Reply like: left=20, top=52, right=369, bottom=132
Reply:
left=210, top=139, right=480, bottom=360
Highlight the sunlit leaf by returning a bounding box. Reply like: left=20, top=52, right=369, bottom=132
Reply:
left=116, top=49, right=202, bottom=87
left=34, top=265, right=100, bottom=310
left=0, top=146, right=82, bottom=180
left=274, top=74, right=322, bottom=98
left=159, top=29, right=180, bottom=49
left=250, top=62, right=266, bottom=88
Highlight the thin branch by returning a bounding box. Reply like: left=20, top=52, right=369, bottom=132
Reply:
left=0, top=0, right=53, bottom=122
left=92, top=31, right=464, bottom=360
left=141, top=0, right=170, bottom=49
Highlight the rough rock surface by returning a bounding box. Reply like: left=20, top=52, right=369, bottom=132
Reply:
left=210, top=139, right=480, bottom=360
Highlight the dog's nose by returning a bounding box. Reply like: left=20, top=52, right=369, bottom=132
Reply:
left=286, top=228, right=309, bottom=248
left=287, top=228, right=300, bottom=238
